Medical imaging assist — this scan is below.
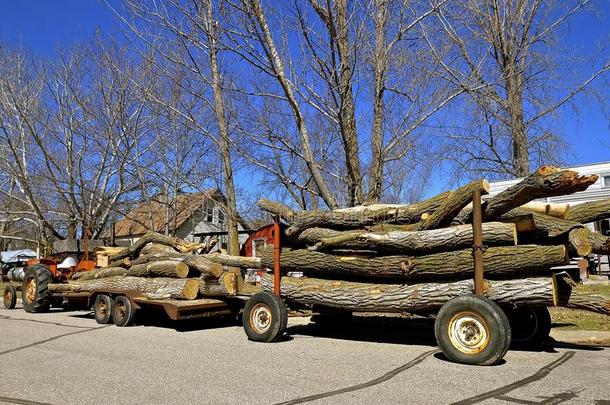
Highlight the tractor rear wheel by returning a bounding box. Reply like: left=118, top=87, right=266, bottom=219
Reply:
left=21, top=265, right=53, bottom=313
left=3, top=284, right=17, bottom=309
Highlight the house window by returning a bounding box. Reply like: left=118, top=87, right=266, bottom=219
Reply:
left=206, top=205, right=214, bottom=223
left=218, top=210, right=225, bottom=226
left=603, top=175, right=610, bottom=188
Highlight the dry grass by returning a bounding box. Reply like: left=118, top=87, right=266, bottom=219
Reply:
left=550, top=283, right=610, bottom=331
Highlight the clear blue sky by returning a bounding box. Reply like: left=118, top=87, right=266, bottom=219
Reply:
left=0, top=0, right=608, bottom=175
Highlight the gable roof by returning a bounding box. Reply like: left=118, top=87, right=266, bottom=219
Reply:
left=113, top=189, right=224, bottom=238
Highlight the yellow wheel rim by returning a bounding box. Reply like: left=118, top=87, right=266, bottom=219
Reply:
left=448, top=311, right=490, bottom=354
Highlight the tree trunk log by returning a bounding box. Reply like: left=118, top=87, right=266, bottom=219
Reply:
left=257, top=199, right=296, bottom=222
left=501, top=209, right=583, bottom=238
left=260, top=274, right=610, bottom=315
left=568, top=228, right=593, bottom=257
left=260, top=245, right=568, bottom=281
left=520, top=202, right=570, bottom=219
left=587, top=231, right=610, bottom=255
left=108, top=231, right=206, bottom=262
left=51, top=277, right=199, bottom=300
left=454, top=167, right=597, bottom=224
left=71, top=267, right=128, bottom=281
left=299, top=222, right=517, bottom=254
left=201, top=253, right=261, bottom=269
left=129, top=253, right=224, bottom=278
left=568, top=198, right=610, bottom=224
left=417, top=179, right=489, bottom=230
left=273, top=192, right=451, bottom=236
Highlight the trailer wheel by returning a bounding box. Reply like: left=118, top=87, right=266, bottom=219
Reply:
left=243, top=292, right=287, bottom=342
left=3, top=284, right=17, bottom=309
left=112, top=296, right=135, bottom=327
left=94, top=294, right=114, bottom=325
left=435, top=296, right=511, bottom=366
left=505, top=306, right=551, bottom=348
left=21, top=264, right=53, bottom=313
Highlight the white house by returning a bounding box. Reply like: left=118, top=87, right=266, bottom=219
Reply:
left=111, top=189, right=249, bottom=251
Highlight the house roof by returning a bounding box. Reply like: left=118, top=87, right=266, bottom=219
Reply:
left=112, top=189, right=224, bottom=238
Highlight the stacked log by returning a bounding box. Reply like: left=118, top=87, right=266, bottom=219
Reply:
left=63, top=231, right=234, bottom=300
left=253, top=166, right=610, bottom=315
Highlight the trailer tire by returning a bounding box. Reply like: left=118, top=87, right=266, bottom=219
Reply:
left=112, top=296, right=135, bottom=327
left=435, top=296, right=511, bottom=366
left=243, top=292, right=287, bottom=342
left=21, top=264, right=53, bottom=313
left=3, top=284, right=17, bottom=309
left=94, top=294, right=114, bottom=325
left=505, top=306, right=551, bottom=348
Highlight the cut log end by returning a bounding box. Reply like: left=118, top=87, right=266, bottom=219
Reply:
left=183, top=279, right=200, bottom=300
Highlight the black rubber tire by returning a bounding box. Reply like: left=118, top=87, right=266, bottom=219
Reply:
left=112, top=296, right=135, bottom=327
left=21, top=264, right=53, bottom=313
left=94, top=294, right=114, bottom=325
left=505, top=306, right=551, bottom=348
left=3, top=285, right=17, bottom=309
left=243, top=292, right=288, bottom=342
left=435, top=295, right=511, bottom=366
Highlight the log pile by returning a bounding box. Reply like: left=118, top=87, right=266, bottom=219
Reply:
left=252, top=166, right=610, bottom=315
left=62, top=232, right=246, bottom=300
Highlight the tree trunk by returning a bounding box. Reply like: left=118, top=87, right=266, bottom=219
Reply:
left=279, top=191, right=451, bottom=236
left=417, top=179, right=489, bottom=230
left=453, top=167, right=597, bottom=225
left=520, top=202, right=570, bottom=219
left=52, top=277, right=199, bottom=300
left=201, top=253, right=261, bottom=269
left=257, top=199, right=295, bottom=222
left=298, top=222, right=517, bottom=254
left=568, top=198, right=610, bottom=224
left=260, top=245, right=568, bottom=281
left=71, top=267, right=130, bottom=281
left=484, top=167, right=598, bottom=220
left=367, top=0, right=388, bottom=204
left=260, top=274, right=610, bottom=315
left=501, top=209, right=582, bottom=238
left=108, top=231, right=204, bottom=262
left=128, top=252, right=224, bottom=278
left=203, top=0, right=241, bottom=255
left=506, top=72, right=529, bottom=177
left=248, top=0, right=338, bottom=209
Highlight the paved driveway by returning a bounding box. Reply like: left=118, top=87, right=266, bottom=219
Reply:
left=0, top=305, right=609, bottom=404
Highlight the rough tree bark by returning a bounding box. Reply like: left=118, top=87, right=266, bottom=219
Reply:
left=108, top=231, right=204, bottom=262
left=417, top=179, right=489, bottom=230
left=298, top=222, right=517, bottom=254
left=260, top=245, right=568, bottom=281
left=260, top=274, right=610, bottom=315
left=52, top=277, right=199, bottom=300
left=203, top=0, right=240, bottom=255
left=454, top=167, right=597, bottom=224
left=273, top=191, right=451, bottom=236
left=568, top=198, right=610, bottom=224
left=128, top=253, right=224, bottom=278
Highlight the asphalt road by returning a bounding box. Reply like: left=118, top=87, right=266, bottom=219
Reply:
left=1, top=304, right=609, bottom=405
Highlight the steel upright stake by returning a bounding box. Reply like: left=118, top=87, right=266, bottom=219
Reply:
left=273, top=215, right=281, bottom=296
left=472, top=190, right=485, bottom=296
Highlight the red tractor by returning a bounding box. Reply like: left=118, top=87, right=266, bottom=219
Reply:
left=4, top=237, right=98, bottom=312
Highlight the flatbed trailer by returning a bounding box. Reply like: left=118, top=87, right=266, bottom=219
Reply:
left=62, top=288, right=247, bottom=325
left=239, top=190, right=555, bottom=366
